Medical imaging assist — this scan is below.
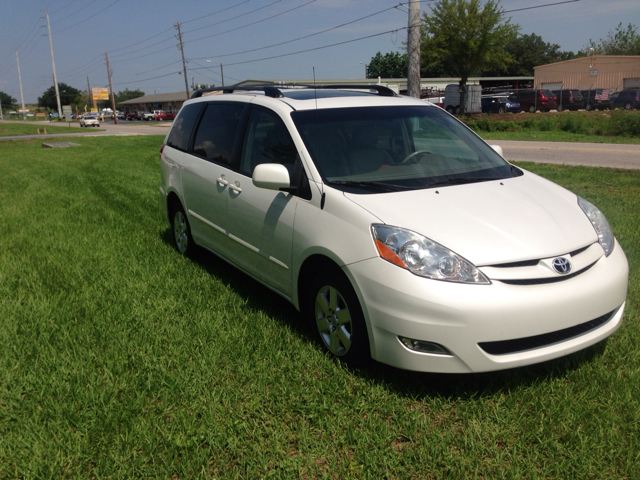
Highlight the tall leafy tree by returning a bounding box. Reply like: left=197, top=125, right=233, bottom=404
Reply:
left=37, top=83, right=82, bottom=110
left=579, top=23, right=640, bottom=56
left=422, top=0, right=518, bottom=111
left=367, top=52, right=408, bottom=78
left=483, top=33, right=575, bottom=76
left=115, top=88, right=145, bottom=104
left=0, top=90, right=14, bottom=109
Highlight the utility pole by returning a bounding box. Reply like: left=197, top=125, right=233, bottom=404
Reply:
left=15, top=49, right=27, bottom=120
left=175, top=22, right=190, bottom=100
left=406, top=0, right=421, bottom=98
left=105, top=52, right=117, bottom=124
left=220, top=64, right=224, bottom=86
left=45, top=9, right=63, bottom=119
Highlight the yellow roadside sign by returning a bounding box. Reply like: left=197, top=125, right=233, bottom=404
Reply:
left=92, top=87, right=109, bottom=100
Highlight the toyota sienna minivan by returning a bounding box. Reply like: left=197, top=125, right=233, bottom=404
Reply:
left=159, top=84, right=628, bottom=373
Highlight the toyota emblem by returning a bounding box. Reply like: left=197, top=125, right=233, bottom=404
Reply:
left=552, top=257, right=572, bottom=274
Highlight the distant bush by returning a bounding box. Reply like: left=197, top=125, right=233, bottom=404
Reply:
left=462, top=111, right=640, bottom=137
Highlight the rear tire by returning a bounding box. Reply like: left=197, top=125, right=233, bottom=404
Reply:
left=557, top=105, right=564, bottom=112
left=585, top=104, right=592, bottom=111
left=308, top=268, right=371, bottom=368
left=171, top=204, right=196, bottom=257
left=528, top=105, right=536, bottom=113
left=625, top=102, right=633, bottom=110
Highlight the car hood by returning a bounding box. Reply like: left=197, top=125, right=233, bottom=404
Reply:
left=343, top=170, right=598, bottom=266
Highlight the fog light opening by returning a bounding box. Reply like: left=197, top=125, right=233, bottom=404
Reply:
left=399, top=337, right=452, bottom=356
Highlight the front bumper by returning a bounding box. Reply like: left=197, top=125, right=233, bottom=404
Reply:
left=344, top=240, right=628, bottom=373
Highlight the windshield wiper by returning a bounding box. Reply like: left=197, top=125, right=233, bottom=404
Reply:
left=328, top=180, right=410, bottom=192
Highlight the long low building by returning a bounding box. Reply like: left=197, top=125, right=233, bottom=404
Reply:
left=118, top=91, right=190, bottom=113
left=534, top=55, right=640, bottom=91
left=117, top=76, right=534, bottom=112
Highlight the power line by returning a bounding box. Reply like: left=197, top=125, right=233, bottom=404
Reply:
left=188, top=4, right=400, bottom=61
left=191, top=27, right=408, bottom=69
left=182, top=0, right=252, bottom=25
left=184, top=0, right=316, bottom=45
left=51, top=0, right=98, bottom=24
left=52, top=0, right=121, bottom=34
left=183, top=0, right=282, bottom=35
left=50, top=0, right=77, bottom=15
left=502, top=0, right=580, bottom=14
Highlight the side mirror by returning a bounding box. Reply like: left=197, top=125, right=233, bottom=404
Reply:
left=252, top=163, right=290, bottom=191
left=491, top=145, right=504, bottom=158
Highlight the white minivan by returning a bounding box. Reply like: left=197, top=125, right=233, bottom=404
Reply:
left=159, top=84, right=628, bottom=373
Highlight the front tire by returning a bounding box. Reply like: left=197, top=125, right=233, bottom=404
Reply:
left=171, top=204, right=195, bottom=257
left=585, top=103, right=592, bottom=111
left=528, top=105, right=536, bottom=113
left=498, top=106, right=506, bottom=114
left=308, top=268, right=370, bottom=367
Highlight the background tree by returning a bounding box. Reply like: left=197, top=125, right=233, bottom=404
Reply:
left=0, top=90, right=14, bottom=110
left=422, top=0, right=518, bottom=111
left=37, top=83, right=82, bottom=110
left=366, top=52, right=408, bottom=78
left=115, top=88, right=144, bottom=105
left=483, top=33, right=575, bottom=76
left=579, top=23, right=640, bottom=56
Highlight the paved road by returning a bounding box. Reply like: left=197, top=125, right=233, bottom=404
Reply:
left=3, top=119, right=640, bottom=169
left=0, top=118, right=170, bottom=140
left=486, top=140, right=640, bottom=170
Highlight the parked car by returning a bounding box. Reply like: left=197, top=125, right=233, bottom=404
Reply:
left=581, top=89, right=613, bottom=111
left=552, top=89, right=585, bottom=111
left=159, top=83, right=628, bottom=373
left=155, top=111, right=176, bottom=121
left=610, top=89, right=640, bottom=110
left=79, top=115, right=100, bottom=127
left=480, top=96, right=520, bottom=114
left=508, top=90, right=558, bottom=113
left=116, top=112, right=126, bottom=120
left=125, top=112, right=137, bottom=121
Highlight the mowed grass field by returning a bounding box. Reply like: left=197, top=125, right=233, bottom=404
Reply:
left=0, top=135, right=638, bottom=478
left=0, top=122, right=94, bottom=136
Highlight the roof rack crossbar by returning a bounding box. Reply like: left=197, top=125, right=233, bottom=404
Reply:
left=191, top=83, right=396, bottom=99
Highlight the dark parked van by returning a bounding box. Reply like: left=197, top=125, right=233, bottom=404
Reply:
left=581, top=89, right=612, bottom=111
left=508, top=90, right=558, bottom=113
left=610, top=89, right=640, bottom=110
left=552, top=89, right=585, bottom=111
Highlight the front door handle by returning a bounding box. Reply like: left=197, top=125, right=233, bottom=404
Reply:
left=217, top=174, right=228, bottom=187
left=228, top=181, right=242, bottom=193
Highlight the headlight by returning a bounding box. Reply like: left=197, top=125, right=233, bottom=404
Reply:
left=371, top=225, right=490, bottom=284
left=578, top=197, right=614, bottom=256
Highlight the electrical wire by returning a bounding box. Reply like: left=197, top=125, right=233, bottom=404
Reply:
left=502, top=0, right=580, bottom=14
left=183, top=0, right=281, bottom=35
left=50, top=0, right=77, bottom=15
left=188, top=3, right=400, bottom=61
left=51, top=0, right=98, bottom=25
left=52, top=0, right=122, bottom=34
left=184, top=0, right=315, bottom=45
left=191, top=27, right=408, bottom=69
left=182, top=0, right=252, bottom=25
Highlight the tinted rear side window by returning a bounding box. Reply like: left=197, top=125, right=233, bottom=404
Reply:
left=166, top=103, right=203, bottom=152
left=193, top=103, right=245, bottom=165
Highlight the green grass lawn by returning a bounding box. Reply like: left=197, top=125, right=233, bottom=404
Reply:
left=0, top=136, right=638, bottom=478
left=0, top=122, right=99, bottom=136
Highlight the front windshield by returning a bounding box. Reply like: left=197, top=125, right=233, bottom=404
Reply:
left=291, top=105, right=517, bottom=192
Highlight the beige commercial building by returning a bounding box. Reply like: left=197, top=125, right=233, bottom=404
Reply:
left=534, top=55, right=640, bottom=91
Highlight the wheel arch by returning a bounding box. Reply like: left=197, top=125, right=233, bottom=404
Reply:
left=295, top=253, right=377, bottom=359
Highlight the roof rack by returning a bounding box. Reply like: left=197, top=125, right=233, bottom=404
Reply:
left=191, top=83, right=397, bottom=99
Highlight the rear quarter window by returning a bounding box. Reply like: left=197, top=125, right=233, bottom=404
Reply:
left=166, top=103, right=203, bottom=152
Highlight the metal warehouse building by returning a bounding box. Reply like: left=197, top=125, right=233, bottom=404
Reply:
left=534, top=55, right=640, bottom=91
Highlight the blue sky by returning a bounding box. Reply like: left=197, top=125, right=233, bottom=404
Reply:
left=1, top=0, right=638, bottom=103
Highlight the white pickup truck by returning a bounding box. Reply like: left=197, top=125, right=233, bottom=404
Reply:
left=142, top=110, right=162, bottom=121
